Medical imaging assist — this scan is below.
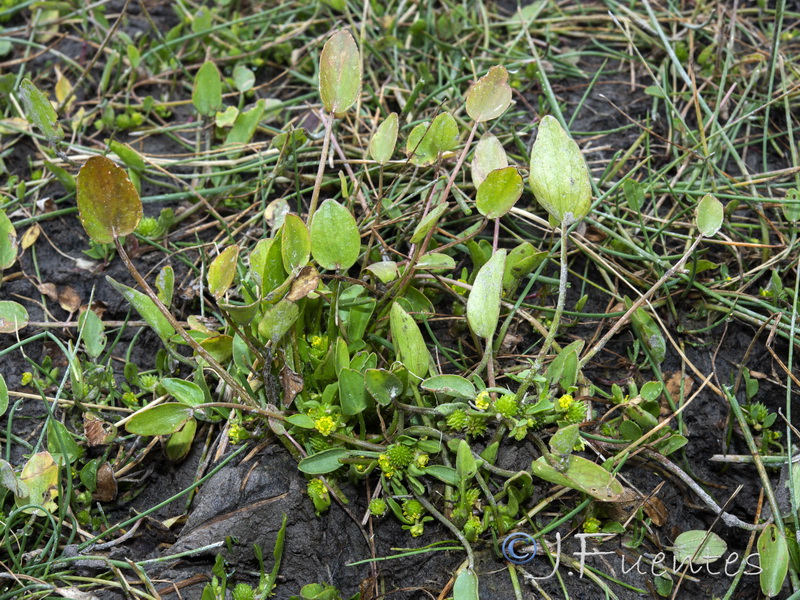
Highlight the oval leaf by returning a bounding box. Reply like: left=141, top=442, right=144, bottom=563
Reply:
left=208, top=245, right=239, bottom=300
left=411, top=203, right=448, bottom=245
left=406, top=113, right=459, bottom=167
left=77, top=156, right=143, bottom=243
left=671, top=530, right=727, bottom=565
left=281, top=213, right=311, bottom=272
left=529, top=115, right=592, bottom=226
left=370, top=112, right=398, bottom=164
left=310, top=199, right=360, bottom=271
left=193, top=61, right=223, bottom=117
left=0, top=300, right=29, bottom=333
left=416, top=252, right=456, bottom=272
left=466, top=66, right=512, bottom=122
left=365, top=368, right=403, bottom=406
left=298, top=448, right=351, bottom=475
left=339, top=368, right=367, bottom=416
left=319, top=30, right=362, bottom=114
left=125, top=403, right=193, bottom=436
left=161, top=378, right=205, bottom=407
left=16, top=452, right=59, bottom=515
left=389, top=302, right=430, bottom=379
left=467, top=249, right=506, bottom=339
left=421, top=375, right=476, bottom=399
left=476, top=166, right=523, bottom=219
left=18, top=78, right=64, bottom=145
left=257, top=299, right=300, bottom=344
left=471, top=133, right=508, bottom=188
left=696, top=193, right=724, bottom=237
left=758, top=524, right=789, bottom=597
left=78, top=309, right=106, bottom=358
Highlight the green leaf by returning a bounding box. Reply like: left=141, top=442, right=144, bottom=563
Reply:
left=758, top=525, right=789, bottom=597
left=696, top=193, right=724, bottom=237
left=125, top=403, right=193, bottom=436
left=456, top=439, right=478, bottom=480
left=77, top=156, right=143, bottom=244
left=0, top=374, right=7, bottom=419
left=298, top=448, right=351, bottom=475
left=465, top=65, right=512, bottom=122
left=109, top=140, right=145, bottom=172
left=530, top=454, right=624, bottom=501
left=471, top=133, right=508, bottom=188
left=233, top=64, right=255, bottom=93
left=476, top=166, right=523, bottom=219
left=503, top=242, right=545, bottom=295
left=416, top=252, right=456, bottom=272
left=654, top=573, right=673, bottom=597
left=671, top=530, right=727, bottom=565
left=549, top=423, right=580, bottom=456
left=286, top=413, right=315, bottom=429
left=16, top=452, right=59, bottom=516
left=162, top=378, right=205, bottom=407
left=369, top=112, right=398, bottom=164
left=47, top=419, right=82, bottom=464
left=365, top=369, right=403, bottom=406
left=0, top=301, right=29, bottom=334
left=44, top=160, right=76, bottom=192
left=0, top=210, right=17, bottom=270
left=165, top=417, right=197, bottom=462
left=78, top=309, right=106, bottom=358
left=257, top=299, right=300, bottom=344
left=310, top=199, right=360, bottom=271
left=106, top=276, right=175, bottom=341
left=783, top=189, right=800, bottom=222
left=199, top=334, right=233, bottom=364
left=339, top=368, right=368, bottom=416
left=627, top=298, right=666, bottom=365
left=192, top=61, right=223, bottom=117
left=366, top=261, right=399, bottom=283
left=281, top=213, right=311, bottom=272
left=467, top=249, right=506, bottom=339
left=318, top=30, right=362, bottom=114
left=410, top=203, right=448, bottom=244
left=406, top=112, right=459, bottom=167
left=529, top=115, right=592, bottom=226
left=453, top=568, right=479, bottom=600
left=207, top=245, right=239, bottom=300
left=156, top=265, right=174, bottom=307
left=390, top=302, right=430, bottom=379
left=420, top=375, right=475, bottom=399
left=423, top=464, right=460, bottom=487
left=18, top=78, right=64, bottom=145
left=224, top=99, right=267, bottom=154
left=623, top=179, right=644, bottom=211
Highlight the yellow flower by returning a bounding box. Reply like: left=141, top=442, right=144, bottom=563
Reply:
left=378, top=453, right=396, bottom=478
left=475, top=390, right=491, bottom=411
left=314, top=416, right=337, bottom=436
left=558, top=394, right=574, bottom=410
left=415, top=453, right=429, bottom=468
left=309, top=335, right=324, bottom=348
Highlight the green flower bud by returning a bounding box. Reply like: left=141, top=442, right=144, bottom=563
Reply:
left=369, top=498, right=387, bottom=517
left=232, top=583, right=255, bottom=600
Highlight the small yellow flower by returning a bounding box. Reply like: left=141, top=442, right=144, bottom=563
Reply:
left=314, top=416, right=337, bottom=436
left=378, top=453, right=396, bottom=478
left=558, top=394, right=574, bottom=410
left=21, top=372, right=33, bottom=386
left=415, top=453, right=429, bottom=468
left=475, top=390, right=491, bottom=411
left=583, top=517, right=602, bottom=534
left=309, top=335, right=324, bottom=349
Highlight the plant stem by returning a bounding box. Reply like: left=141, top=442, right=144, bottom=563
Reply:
left=114, top=238, right=257, bottom=407
left=515, top=222, right=570, bottom=403
left=307, top=110, right=333, bottom=222
left=413, top=493, right=475, bottom=569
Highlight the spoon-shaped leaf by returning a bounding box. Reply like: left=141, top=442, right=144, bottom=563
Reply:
left=18, top=78, right=64, bottom=145
left=670, top=530, right=727, bottom=565
left=192, top=60, right=223, bottom=117
left=467, top=249, right=506, bottom=339
left=476, top=166, right=523, bottom=219
left=77, top=156, right=143, bottom=244
left=370, top=112, right=398, bottom=164
left=310, top=199, right=360, bottom=271
left=696, top=193, right=724, bottom=237
left=471, top=133, right=508, bottom=188
left=453, top=568, right=479, bottom=600
left=0, top=210, right=17, bottom=270
left=207, top=245, right=239, bottom=300
left=530, top=454, right=625, bottom=501
left=465, top=66, right=512, bottom=122
left=406, top=112, right=459, bottom=167
left=319, top=30, right=362, bottom=114
left=529, top=115, right=592, bottom=226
